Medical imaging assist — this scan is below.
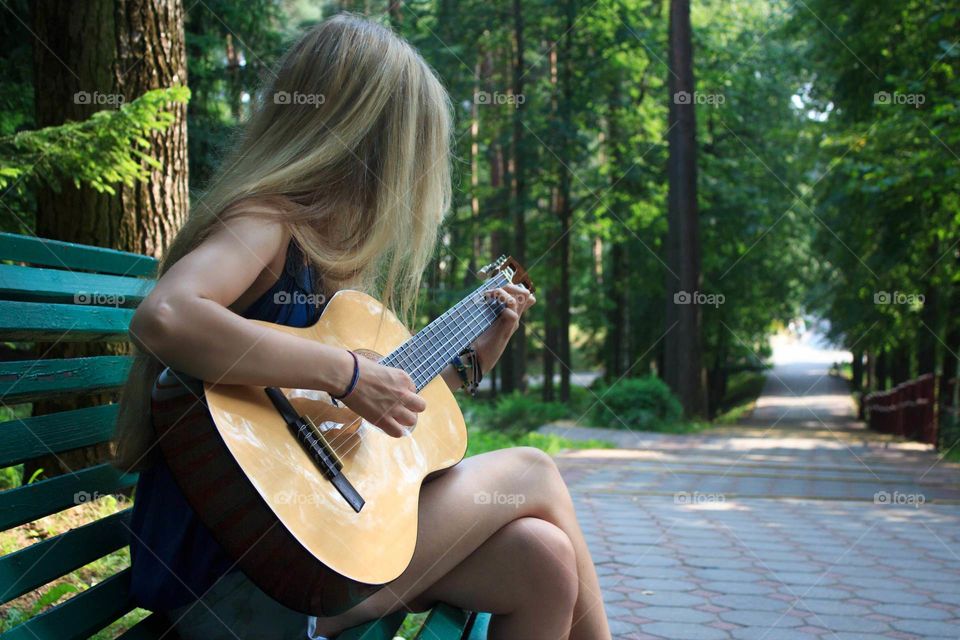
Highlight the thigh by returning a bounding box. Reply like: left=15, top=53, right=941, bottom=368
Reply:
left=338, top=446, right=568, bottom=619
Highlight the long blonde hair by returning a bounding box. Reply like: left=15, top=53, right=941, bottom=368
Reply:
left=114, top=14, right=453, bottom=471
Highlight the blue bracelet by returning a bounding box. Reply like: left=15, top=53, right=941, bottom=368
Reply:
left=332, top=350, right=360, bottom=401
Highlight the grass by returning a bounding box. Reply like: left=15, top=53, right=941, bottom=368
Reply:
left=466, top=425, right=612, bottom=457
left=713, top=370, right=767, bottom=424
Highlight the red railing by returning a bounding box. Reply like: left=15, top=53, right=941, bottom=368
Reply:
left=863, top=374, right=937, bottom=445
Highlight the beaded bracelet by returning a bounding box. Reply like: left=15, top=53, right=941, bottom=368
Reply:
left=452, top=354, right=471, bottom=391
left=453, top=346, right=482, bottom=396
left=332, top=350, right=360, bottom=401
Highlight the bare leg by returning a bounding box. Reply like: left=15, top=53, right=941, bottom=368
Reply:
left=311, top=447, right=611, bottom=639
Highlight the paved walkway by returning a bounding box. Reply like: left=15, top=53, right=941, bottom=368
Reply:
left=543, top=352, right=960, bottom=638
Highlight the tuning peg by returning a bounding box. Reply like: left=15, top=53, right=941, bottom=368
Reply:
left=478, top=255, right=508, bottom=279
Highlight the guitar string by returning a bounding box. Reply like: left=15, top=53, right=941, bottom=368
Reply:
left=410, top=297, right=502, bottom=388
left=395, top=272, right=508, bottom=377
left=402, top=279, right=506, bottom=386
left=382, top=273, right=507, bottom=374
left=381, top=289, right=500, bottom=382
left=318, top=273, right=509, bottom=453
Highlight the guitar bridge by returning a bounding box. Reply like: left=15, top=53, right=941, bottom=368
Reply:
left=264, top=387, right=365, bottom=513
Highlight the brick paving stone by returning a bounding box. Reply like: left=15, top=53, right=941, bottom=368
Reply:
left=792, top=598, right=871, bottom=615
left=628, top=591, right=708, bottom=607
left=799, top=614, right=890, bottom=633
left=856, top=589, right=930, bottom=604
left=719, top=610, right=802, bottom=627
left=788, top=586, right=850, bottom=600
left=890, top=619, right=960, bottom=636
left=635, top=606, right=716, bottom=623
left=623, top=578, right=698, bottom=592
left=872, top=604, right=953, bottom=620
left=640, top=622, right=731, bottom=639
left=711, top=594, right=795, bottom=612
left=701, top=582, right=775, bottom=595
left=729, top=629, right=825, bottom=640
left=693, top=569, right=763, bottom=583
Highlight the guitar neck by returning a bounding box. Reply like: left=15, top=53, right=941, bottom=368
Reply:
left=380, top=272, right=511, bottom=390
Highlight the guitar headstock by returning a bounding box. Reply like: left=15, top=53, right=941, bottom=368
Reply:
left=478, top=255, right=535, bottom=293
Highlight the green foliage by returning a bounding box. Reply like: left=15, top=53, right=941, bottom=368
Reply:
left=0, top=464, right=21, bottom=491
left=588, top=376, right=683, bottom=432
left=713, top=371, right=767, bottom=424
left=466, top=425, right=612, bottom=458
left=0, top=583, right=82, bottom=633
left=0, top=86, right=190, bottom=195
left=463, top=391, right=571, bottom=435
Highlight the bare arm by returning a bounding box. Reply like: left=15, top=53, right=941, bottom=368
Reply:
left=130, top=213, right=424, bottom=436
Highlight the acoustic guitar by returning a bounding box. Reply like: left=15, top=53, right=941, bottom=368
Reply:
left=152, top=256, right=533, bottom=615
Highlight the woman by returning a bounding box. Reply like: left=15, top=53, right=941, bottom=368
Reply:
left=116, top=14, right=610, bottom=640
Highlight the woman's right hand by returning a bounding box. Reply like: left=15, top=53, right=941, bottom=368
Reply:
left=341, top=356, right=426, bottom=437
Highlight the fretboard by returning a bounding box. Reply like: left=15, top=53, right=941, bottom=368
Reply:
left=379, top=272, right=510, bottom=390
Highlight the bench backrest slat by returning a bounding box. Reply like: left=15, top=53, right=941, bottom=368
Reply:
left=0, top=463, right=137, bottom=532
left=0, top=264, right=153, bottom=306
left=0, top=509, right=132, bottom=605
left=0, top=356, right=133, bottom=404
left=0, top=232, right=158, bottom=277
left=0, top=569, right=135, bottom=640
left=0, top=300, right=135, bottom=342
left=0, top=405, right=119, bottom=467
left=0, top=233, right=153, bottom=640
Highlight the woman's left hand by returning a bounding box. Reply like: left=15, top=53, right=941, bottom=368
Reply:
left=473, top=283, right=537, bottom=374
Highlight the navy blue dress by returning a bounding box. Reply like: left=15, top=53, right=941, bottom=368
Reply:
left=130, top=242, right=325, bottom=612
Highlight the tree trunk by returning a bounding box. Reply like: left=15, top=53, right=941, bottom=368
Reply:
left=918, top=241, right=939, bottom=375
left=876, top=348, right=889, bottom=391
left=604, top=79, right=629, bottom=382
left=663, top=0, right=707, bottom=417
left=488, top=141, right=506, bottom=397
left=33, top=0, right=188, bottom=256
left=554, top=1, right=575, bottom=402
left=851, top=349, right=864, bottom=390
left=504, top=0, right=528, bottom=393
left=891, top=344, right=911, bottom=385
left=388, top=0, right=403, bottom=27
left=27, top=0, right=188, bottom=480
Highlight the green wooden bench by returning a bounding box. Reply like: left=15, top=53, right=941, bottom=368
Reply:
left=0, top=232, right=490, bottom=639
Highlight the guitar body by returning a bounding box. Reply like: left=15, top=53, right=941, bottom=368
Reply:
left=153, top=290, right=468, bottom=615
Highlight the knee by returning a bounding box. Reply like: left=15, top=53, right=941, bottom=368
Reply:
left=506, top=517, right=579, bottom=606
left=512, top=446, right=562, bottom=485
left=510, top=447, right=573, bottom=513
